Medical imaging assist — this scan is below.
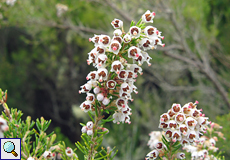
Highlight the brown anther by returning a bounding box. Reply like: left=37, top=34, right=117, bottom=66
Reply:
left=161, top=123, right=168, bottom=128
left=173, top=133, right=180, bottom=139
left=97, top=46, right=105, bottom=54
left=189, top=134, right=195, bottom=139
left=136, top=56, right=142, bottom=61
left=131, top=28, right=139, bottom=35
left=130, top=48, right=137, bottom=56
left=188, top=120, right=194, bottom=126
left=173, top=105, right=180, bottom=112
left=119, top=71, right=126, bottom=78
left=134, top=68, right=139, bottom=73
left=111, top=43, right=119, bottom=50
left=117, top=99, right=124, bottom=106
left=193, top=110, right=199, bottom=117
left=168, top=110, right=175, bottom=117
left=113, top=64, right=121, bottom=71
left=95, top=36, right=99, bottom=43
left=128, top=72, right=133, bottom=78
left=143, top=40, right=150, bottom=47
left=166, top=130, right=172, bottom=138
left=83, top=86, right=89, bottom=92
left=114, top=20, right=120, bottom=28
left=90, top=73, right=96, bottom=79
left=88, top=96, right=94, bottom=101
left=162, top=114, right=168, bottom=122
left=180, top=127, right=187, bottom=133
left=113, top=37, right=122, bottom=44
left=102, top=37, right=109, bottom=45
left=147, top=28, right=154, bottom=35
left=169, top=123, right=177, bottom=128
left=154, top=39, right=159, bottom=45
left=145, top=14, right=152, bottom=21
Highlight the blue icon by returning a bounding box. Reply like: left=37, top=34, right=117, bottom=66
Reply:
left=3, top=141, right=18, bottom=157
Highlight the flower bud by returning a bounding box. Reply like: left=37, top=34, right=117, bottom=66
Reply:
left=81, top=126, right=87, bottom=133
left=86, top=121, right=94, bottom=129
left=87, top=129, right=93, bottom=136
left=97, top=93, right=104, bottom=101
left=102, top=97, right=110, bottom=105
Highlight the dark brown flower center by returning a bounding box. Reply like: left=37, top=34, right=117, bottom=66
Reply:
left=97, top=46, right=105, bottom=54
left=180, top=127, right=187, bottom=132
left=162, top=114, right=168, bottom=122
left=145, top=14, right=152, bottom=21
left=130, top=48, right=137, bottom=56
left=189, top=134, right=195, bottom=139
left=169, top=123, right=177, bottom=128
left=173, top=133, right=180, bottom=139
left=134, top=68, right=139, bottom=73
left=173, top=105, right=180, bottom=112
left=98, top=71, right=106, bottom=77
left=111, top=43, right=119, bottom=50
left=154, top=39, right=159, bottom=45
left=114, top=20, right=120, bottom=27
left=117, top=99, right=125, bottom=106
left=113, top=64, right=121, bottom=71
left=90, top=73, right=96, bottom=79
left=168, top=110, right=175, bottom=117
left=88, top=96, right=94, bottom=101
left=119, top=71, right=126, bottom=78
left=147, top=28, right=154, bottom=35
left=143, top=40, right=150, bottom=47
left=188, top=120, right=194, bottom=126
left=193, top=110, right=199, bottom=117
left=113, top=37, right=122, bottom=44
left=122, top=86, right=129, bottom=92
left=128, top=72, right=133, bottom=78
left=166, top=130, right=172, bottom=138
left=83, top=103, right=90, bottom=110
left=95, top=36, right=99, bottom=43
left=102, top=37, right=109, bottom=45
left=131, top=28, right=139, bottom=35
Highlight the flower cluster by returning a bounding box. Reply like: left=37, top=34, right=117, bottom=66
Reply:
left=146, top=131, right=165, bottom=160
left=146, top=101, right=213, bottom=160
left=79, top=10, right=164, bottom=125
left=159, top=101, right=210, bottom=145
left=6, top=0, right=17, bottom=6
left=43, top=146, right=78, bottom=160
left=183, top=122, right=225, bottom=160
left=147, top=131, right=164, bottom=149
left=0, top=117, right=9, bottom=138
left=81, top=121, right=94, bottom=136
left=146, top=131, right=185, bottom=160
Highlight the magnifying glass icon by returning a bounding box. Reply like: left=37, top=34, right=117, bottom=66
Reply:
left=3, top=141, right=18, bottom=157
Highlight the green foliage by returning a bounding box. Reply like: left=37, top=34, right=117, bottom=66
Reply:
left=0, top=0, right=229, bottom=159
left=1, top=98, right=56, bottom=159
left=216, top=113, right=230, bottom=158
left=0, top=88, right=79, bottom=159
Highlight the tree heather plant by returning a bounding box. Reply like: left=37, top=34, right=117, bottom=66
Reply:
left=0, top=7, right=225, bottom=160
left=146, top=102, right=225, bottom=160
left=78, top=10, right=164, bottom=160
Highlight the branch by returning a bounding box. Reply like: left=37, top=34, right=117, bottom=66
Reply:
left=28, top=19, right=107, bottom=35
left=158, top=0, right=230, bottom=109
left=163, top=51, right=201, bottom=68
left=145, top=68, right=199, bottom=92
left=156, top=44, right=183, bottom=51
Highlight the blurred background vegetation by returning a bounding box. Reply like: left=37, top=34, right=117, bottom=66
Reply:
left=0, top=0, right=229, bottom=159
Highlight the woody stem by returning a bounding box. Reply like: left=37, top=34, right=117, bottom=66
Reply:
left=87, top=104, right=102, bottom=160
